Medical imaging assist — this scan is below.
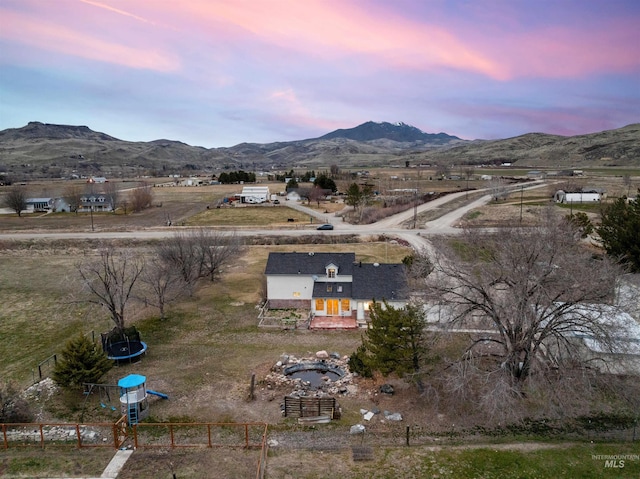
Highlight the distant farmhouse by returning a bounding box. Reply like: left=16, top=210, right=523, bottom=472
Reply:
left=264, top=252, right=408, bottom=328
left=86, top=176, right=108, bottom=184
left=25, top=197, right=54, bottom=212
left=79, top=194, right=113, bottom=212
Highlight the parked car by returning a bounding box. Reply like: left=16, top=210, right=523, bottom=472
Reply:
left=273, top=199, right=280, bottom=204
left=317, top=224, right=334, bottom=230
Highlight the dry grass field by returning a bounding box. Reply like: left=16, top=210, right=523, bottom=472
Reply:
left=1, top=170, right=639, bottom=478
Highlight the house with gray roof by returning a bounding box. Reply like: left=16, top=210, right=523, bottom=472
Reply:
left=265, top=252, right=408, bottom=327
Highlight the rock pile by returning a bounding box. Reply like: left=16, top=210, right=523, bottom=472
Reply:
left=263, top=350, right=358, bottom=397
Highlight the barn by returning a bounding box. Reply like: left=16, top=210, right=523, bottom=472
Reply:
left=239, top=186, right=270, bottom=204
left=553, top=190, right=603, bottom=204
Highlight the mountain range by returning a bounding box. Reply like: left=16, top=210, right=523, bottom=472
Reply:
left=0, top=121, right=638, bottom=180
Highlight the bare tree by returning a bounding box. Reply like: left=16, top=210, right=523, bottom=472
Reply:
left=193, top=229, right=243, bottom=282
left=77, top=248, right=145, bottom=333
left=308, top=185, right=324, bottom=207
left=102, top=181, right=119, bottom=212
left=622, top=174, right=632, bottom=197
left=489, top=177, right=509, bottom=201
left=2, top=185, right=27, bottom=216
left=130, top=182, right=154, bottom=212
left=421, top=212, right=626, bottom=389
left=157, top=231, right=201, bottom=293
left=63, top=184, right=84, bottom=214
left=435, top=163, right=450, bottom=179
left=139, top=254, right=184, bottom=319
left=156, top=229, right=243, bottom=293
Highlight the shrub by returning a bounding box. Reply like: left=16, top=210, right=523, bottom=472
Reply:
left=53, top=334, right=113, bottom=389
left=348, top=345, right=373, bottom=378
left=0, top=382, right=34, bottom=423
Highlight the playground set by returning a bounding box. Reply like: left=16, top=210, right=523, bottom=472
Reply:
left=83, top=374, right=168, bottom=425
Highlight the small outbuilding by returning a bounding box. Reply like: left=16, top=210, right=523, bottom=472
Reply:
left=553, top=190, right=603, bottom=204
left=239, top=186, right=270, bottom=204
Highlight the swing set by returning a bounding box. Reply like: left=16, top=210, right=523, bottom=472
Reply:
left=81, top=382, right=120, bottom=419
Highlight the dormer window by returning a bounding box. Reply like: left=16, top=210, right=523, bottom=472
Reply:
left=325, top=262, right=338, bottom=278
left=326, top=284, right=332, bottom=292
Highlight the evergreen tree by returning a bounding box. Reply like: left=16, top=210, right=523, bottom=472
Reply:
left=53, top=335, right=113, bottom=389
left=358, top=301, right=427, bottom=376
left=597, top=194, right=640, bottom=272
left=345, top=183, right=362, bottom=208
left=313, top=174, right=337, bottom=192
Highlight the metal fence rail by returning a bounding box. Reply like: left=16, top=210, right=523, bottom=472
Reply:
left=1, top=416, right=128, bottom=449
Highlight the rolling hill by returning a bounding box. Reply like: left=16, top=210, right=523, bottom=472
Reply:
left=0, top=121, right=638, bottom=180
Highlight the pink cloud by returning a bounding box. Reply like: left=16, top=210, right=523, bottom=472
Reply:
left=486, top=22, right=639, bottom=79
left=265, top=87, right=344, bottom=132
left=0, top=6, right=179, bottom=71
left=173, top=0, right=508, bottom=79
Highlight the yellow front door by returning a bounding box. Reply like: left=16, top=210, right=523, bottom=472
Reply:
left=327, top=299, right=339, bottom=315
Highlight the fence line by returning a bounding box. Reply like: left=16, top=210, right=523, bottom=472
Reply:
left=31, top=330, right=97, bottom=386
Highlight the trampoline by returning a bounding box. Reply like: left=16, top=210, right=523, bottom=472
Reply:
left=104, top=340, right=147, bottom=362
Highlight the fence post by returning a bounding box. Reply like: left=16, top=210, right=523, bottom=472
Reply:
left=76, top=424, right=82, bottom=448
left=170, top=424, right=175, bottom=448
left=112, top=423, right=117, bottom=449
left=39, top=425, right=45, bottom=449
left=250, top=373, right=255, bottom=401
left=245, top=424, right=249, bottom=449
left=406, top=426, right=410, bottom=446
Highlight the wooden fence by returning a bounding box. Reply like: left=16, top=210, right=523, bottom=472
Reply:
left=283, top=396, right=339, bottom=419
left=1, top=416, right=128, bottom=449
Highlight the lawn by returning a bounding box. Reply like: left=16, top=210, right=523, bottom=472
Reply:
left=266, top=442, right=640, bottom=479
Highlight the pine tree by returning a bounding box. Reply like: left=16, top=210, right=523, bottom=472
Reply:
left=360, top=301, right=426, bottom=377
left=53, top=335, right=113, bottom=389
left=597, top=193, right=640, bottom=272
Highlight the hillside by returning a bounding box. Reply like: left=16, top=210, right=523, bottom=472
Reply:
left=0, top=121, right=638, bottom=180
left=417, top=124, right=640, bottom=168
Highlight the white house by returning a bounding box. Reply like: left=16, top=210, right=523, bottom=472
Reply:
left=264, top=252, right=408, bottom=326
left=25, top=197, right=54, bottom=212
left=239, top=186, right=270, bottom=204
left=79, top=194, right=113, bottom=212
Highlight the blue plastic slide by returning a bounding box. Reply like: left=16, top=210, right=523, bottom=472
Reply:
left=147, top=389, right=169, bottom=399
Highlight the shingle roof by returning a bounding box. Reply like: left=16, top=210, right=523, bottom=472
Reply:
left=352, top=263, right=408, bottom=301
left=312, top=282, right=352, bottom=298
left=265, top=252, right=355, bottom=275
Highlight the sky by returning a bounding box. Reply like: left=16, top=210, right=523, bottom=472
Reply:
left=0, top=0, right=639, bottom=148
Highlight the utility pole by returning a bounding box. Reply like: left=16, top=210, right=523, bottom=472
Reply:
left=519, top=186, right=524, bottom=223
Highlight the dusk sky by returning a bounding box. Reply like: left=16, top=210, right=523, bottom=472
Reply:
left=1, top=0, right=639, bottom=147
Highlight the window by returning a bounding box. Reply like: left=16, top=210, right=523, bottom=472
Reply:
left=337, top=285, right=343, bottom=293
left=293, top=292, right=301, bottom=297
left=315, top=299, right=324, bottom=311
left=341, top=299, right=350, bottom=312
left=327, top=269, right=336, bottom=278
left=326, top=284, right=333, bottom=292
